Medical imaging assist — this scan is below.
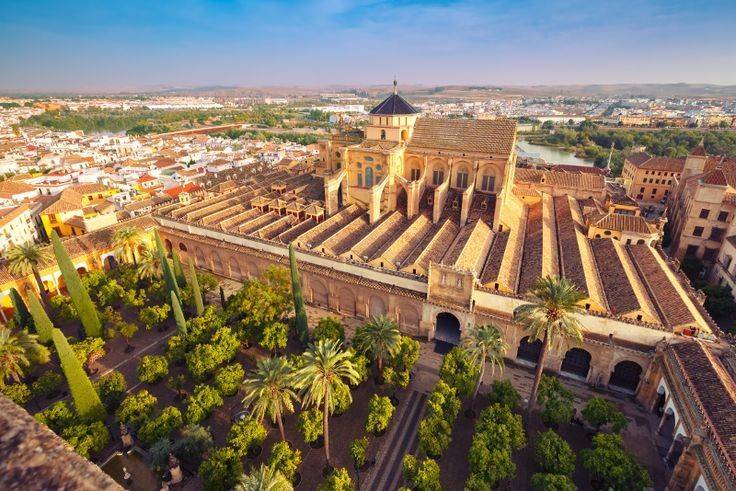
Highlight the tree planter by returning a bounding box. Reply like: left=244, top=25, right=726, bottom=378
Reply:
left=390, top=395, right=400, bottom=406
left=322, top=465, right=334, bottom=477
left=246, top=445, right=262, bottom=459
left=373, top=428, right=387, bottom=438
left=464, top=408, right=478, bottom=419
left=309, top=436, right=325, bottom=449
left=124, top=345, right=136, bottom=353
left=292, top=472, right=302, bottom=487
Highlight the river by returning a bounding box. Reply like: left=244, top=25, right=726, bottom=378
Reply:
left=516, top=139, right=594, bottom=166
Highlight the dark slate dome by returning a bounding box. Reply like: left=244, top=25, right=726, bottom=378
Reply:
left=369, top=80, right=419, bottom=115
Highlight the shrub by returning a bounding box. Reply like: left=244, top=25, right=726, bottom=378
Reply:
left=186, top=384, right=224, bottom=424
left=61, top=421, right=110, bottom=458
left=259, top=321, right=289, bottom=352
left=365, top=394, right=394, bottom=435
left=438, top=346, right=480, bottom=397
left=198, top=446, right=243, bottom=491
left=582, top=396, right=628, bottom=433
left=298, top=408, right=323, bottom=444
left=534, top=430, right=576, bottom=476
left=530, top=473, right=577, bottom=491
left=116, top=390, right=158, bottom=429
left=487, top=379, right=520, bottom=410
left=581, top=433, right=651, bottom=491
left=349, top=436, right=368, bottom=469
left=174, top=424, right=213, bottom=467
left=137, top=355, right=169, bottom=384
left=138, top=304, right=171, bottom=331
left=49, top=294, right=77, bottom=321
left=95, top=370, right=128, bottom=411
left=417, top=380, right=461, bottom=457
left=70, top=336, right=106, bottom=368
left=467, top=404, right=526, bottom=488
left=332, top=380, right=352, bottom=415
left=35, top=401, right=76, bottom=434
left=402, top=454, right=441, bottom=491
left=30, top=371, right=64, bottom=400
left=267, top=441, right=302, bottom=482
left=214, top=363, right=244, bottom=397
left=165, top=334, right=187, bottom=362
left=52, top=329, right=105, bottom=421
left=138, top=406, right=183, bottom=446
left=227, top=416, right=267, bottom=457
left=2, top=382, right=31, bottom=405
left=149, top=438, right=175, bottom=471
left=318, top=467, right=354, bottom=491
left=312, top=317, right=345, bottom=343
left=537, top=375, right=575, bottom=428
left=348, top=350, right=369, bottom=387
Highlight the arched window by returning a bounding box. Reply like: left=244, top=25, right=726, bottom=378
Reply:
left=481, top=172, right=495, bottom=192
left=365, top=167, right=374, bottom=187
left=380, top=130, right=386, bottom=140
left=432, top=168, right=445, bottom=186
left=401, top=129, right=408, bottom=141
left=456, top=169, right=469, bottom=189
left=410, top=167, right=421, bottom=181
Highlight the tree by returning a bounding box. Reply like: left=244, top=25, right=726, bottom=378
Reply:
left=312, top=317, right=345, bottom=344
left=461, top=324, right=507, bottom=410
left=137, top=354, right=169, bottom=384
left=242, top=356, right=299, bottom=441
left=6, top=243, right=52, bottom=305
left=35, top=400, right=77, bottom=434
left=199, top=446, right=243, bottom=491
left=138, top=406, right=183, bottom=445
left=137, top=247, right=161, bottom=280
left=537, top=375, right=575, bottom=428
left=582, top=396, right=628, bottom=433
left=349, top=436, right=368, bottom=470
left=51, top=328, right=104, bottom=421
left=116, top=389, right=157, bottom=429
left=117, top=321, right=139, bottom=351
left=530, top=473, right=577, bottom=491
left=331, top=379, right=352, bottom=415
left=365, top=394, right=394, bottom=435
left=581, top=433, right=651, bottom=491
left=235, top=463, right=292, bottom=491
left=318, top=467, right=354, bottom=491
left=155, top=230, right=181, bottom=304
left=171, top=290, right=187, bottom=333
left=189, top=259, right=205, bottom=315
left=227, top=416, right=268, bottom=457
left=219, top=285, right=227, bottom=308
left=0, top=327, right=49, bottom=388
left=61, top=420, right=110, bottom=458
left=71, top=336, right=106, bottom=373
left=298, top=407, right=324, bottom=444
left=352, top=315, right=400, bottom=380
left=215, top=363, right=245, bottom=397
left=31, top=371, right=63, bottom=399
left=402, top=454, right=441, bottom=491
left=534, top=429, right=576, bottom=475
left=95, top=370, right=127, bottom=411
left=293, top=339, right=359, bottom=467
left=25, top=289, right=53, bottom=344
left=51, top=231, right=102, bottom=337
left=260, top=321, right=289, bottom=353
left=112, top=226, right=143, bottom=265
left=418, top=380, right=461, bottom=458
left=10, top=288, right=33, bottom=331
left=438, top=346, right=480, bottom=397
left=174, top=424, right=213, bottom=468
left=488, top=379, right=521, bottom=410
left=513, top=276, right=584, bottom=417
left=139, top=304, right=171, bottom=331
left=185, top=384, right=224, bottom=424
left=172, top=248, right=187, bottom=287
left=2, top=381, right=31, bottom=405
left=268, top=441, right=302, bottom=483
left=289, top=243, right=308, bottom=344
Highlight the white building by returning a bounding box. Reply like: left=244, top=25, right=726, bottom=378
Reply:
left=0, top=204, right=39, bottom=257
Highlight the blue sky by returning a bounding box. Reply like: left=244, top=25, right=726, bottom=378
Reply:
left=2, top=0, right=736, bottom=92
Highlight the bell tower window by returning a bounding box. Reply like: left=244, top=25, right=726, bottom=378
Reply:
left=380, top=130, right=386, bottom=140
left=456, top=170, right=469, bottom=189
left=432, top=169, right=444, bottom=186
left=481, top=174, right=495, bottom=192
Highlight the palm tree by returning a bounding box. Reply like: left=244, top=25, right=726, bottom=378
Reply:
left=136, top=247, right=161, bottom=280
left=241, top=356, right=299, bottom=442
left=461, top=324, right=508, bottom=410
left=352, top=315, right=400, bottom=380
left=0, top=327, right=49, bottom=388
left=112, top=226, right=143, bottom=265
left=6, top=243, right=52, bottom=305
left=513, top=276, right=585, bottom=418
left=293, top=339, right=359, bottom=468
left=235, top=464, right=293, bottom=491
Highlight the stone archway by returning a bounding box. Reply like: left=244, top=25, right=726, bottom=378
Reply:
left=338, top=288, right=356, bottom=316
left=609, top=360, right=643, bottom=393
left=560, top=347, right=592, bottom=380
left=435, top=312, right=461, bottom=345
left=517, top=336, right=543, bottom=365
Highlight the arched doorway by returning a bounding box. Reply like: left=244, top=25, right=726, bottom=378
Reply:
left=164, top=239, right=173, bottom=255
left=609, top=360, right=643, bottom=393
left=76, top=266, right=88, bottom=276
left=103, top=255, right=118, bottom=272
left=369, top=296, right=386, bottom=318
left=338, top=289, right=356, bottom=316
left=560, top=347, right=592, bottom=380
left=212, top=254, right=224, bottom=275
left=311, top=280, right=329, bottom=307
left=435, top=312, right=461, bottom=345
left=365, top=167, right=374, bottom=187
left=228, top=258, right=242, bottom=280
left=517, top=336, right=543, bottom=365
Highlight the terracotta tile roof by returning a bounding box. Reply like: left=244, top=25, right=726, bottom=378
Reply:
left=626, top=152, right=651, bottom=167
left=515, top=168, right=605, bottom=192
left=554, top=196, right=588, bottom=295
left=638, top=156, right=685, bottom=173
left=0, top=204, right=30, bottom=228
left=591, top=213, right=652, bottom=235
left=550, top=164, right=607, bottom=175
left=480, top=230, right=509, bottom=285
left=690, top=143, right=707, bottom=156
left=590, top=239, right=640, bottom=315
left=408, top=118, right=517, bottom=155
left=517, top=202, right=544, bottom=293
left=0, top=180, right=36, bottom=198
left=403, top=219, right=459, bottom=272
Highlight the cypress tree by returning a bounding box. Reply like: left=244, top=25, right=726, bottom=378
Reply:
left=51, top=232, right=102, bottom=338
left=171, top=291, right=187, bottom=334
left=51, top=328, right=105, bottom=421
left=219, top=285, right=227, bottom=308
left=188, top=259, right=204, bottom=316
left=10, top=287, right=33, bottom=331
left=289, top=243, right=309, bottom=344
left=25, top=289, right=53, bottom=344
left=155, top=230, right=181, bottom=304
left=172, top=248, right=187, bottom=287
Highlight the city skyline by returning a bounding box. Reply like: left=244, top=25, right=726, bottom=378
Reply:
left=2, top=0, right=736, bottom=93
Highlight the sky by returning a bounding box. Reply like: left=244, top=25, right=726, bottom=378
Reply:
left=2, top=0, right=736, bottom=93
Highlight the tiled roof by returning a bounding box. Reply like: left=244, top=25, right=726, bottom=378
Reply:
left=369, top=93, right=419, bottom=115
left=626, top=152, right=651, bottom=167
left=515, top=168, right=605, bottom=192
left=592, top=213, right=652, bottom=235
left=0, top=180, right=36, bottom=197
left=638, top=156, right=685, bottom=173
left=0, top=204, right=30, bottom=228
left=590, top=240, right=640, bottom=315
left=408, top=118, right=517, bottom=155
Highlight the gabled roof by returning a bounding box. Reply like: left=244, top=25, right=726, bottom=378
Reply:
left=625, top=152, right=651, bottom=167
left=369, top=93, right=419, bottom=115
left=408, top=118, right=517, bottom=155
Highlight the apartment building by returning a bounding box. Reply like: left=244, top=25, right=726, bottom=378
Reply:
left=0, top=204, right=39, bottom=256
left=621, top=152, right=684, bottom=205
